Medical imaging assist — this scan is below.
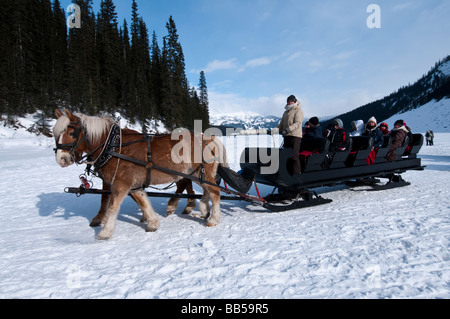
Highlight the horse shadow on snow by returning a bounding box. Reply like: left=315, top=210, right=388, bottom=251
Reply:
left=36, top=192, right=182, bottom=228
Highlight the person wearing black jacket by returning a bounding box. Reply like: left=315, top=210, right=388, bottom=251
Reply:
left=363, top=116, right=384, bottom=148
left=303, top=116, right=322, bottom=138
left=324, top=118, right=350, bottom=152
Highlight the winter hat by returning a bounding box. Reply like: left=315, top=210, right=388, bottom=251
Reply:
left=367, top=116, right=377, bottom=126
left=379, top=122, right=388, bottom=129
left=394, top=119, right=404, bottom=127
left=333, top=118, right=344, bottom=128
left=366, top=116, right=377, bottom=131
left=309, top=116, right=319, bottom=126
left=287, top=95, right=297, bottom=104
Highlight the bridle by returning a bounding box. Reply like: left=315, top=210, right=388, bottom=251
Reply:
left=54, top=120, right=87, bottom=164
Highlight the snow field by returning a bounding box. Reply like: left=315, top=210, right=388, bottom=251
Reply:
left=0, top=132, right=449, bottom=299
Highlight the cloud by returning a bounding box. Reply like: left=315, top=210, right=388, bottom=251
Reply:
left=191, top=58, right=238, bottom=74
left=309, top=59, right=324, bottom=72
left=209, top=91, right=287, bottom=116
left=192, top=56, right=272, bottom=74
left=332, top=50, right=357, bottom=61
left=245, top=57, right=271, bottom=68
left=392, top=2, right=413, bottom=12
left=286, top=52, right=303, bottom=62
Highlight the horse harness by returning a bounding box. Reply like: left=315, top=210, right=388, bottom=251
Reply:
left=56, top=120, right=212, bottom=189
left=54, top=119, right=87, bottom=163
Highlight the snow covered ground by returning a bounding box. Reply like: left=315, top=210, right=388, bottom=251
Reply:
left=0, top=122, right=449, bottom=299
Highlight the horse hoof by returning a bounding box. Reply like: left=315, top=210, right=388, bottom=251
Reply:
left=146, top=222, right=159, bottom=232
left=97, top=233, right=111, bottom=240
left=206, top=222, right=217, bottom=227
left=165, top=210, right=175, bottom=216
left=90, top=220, right=101, bottom=227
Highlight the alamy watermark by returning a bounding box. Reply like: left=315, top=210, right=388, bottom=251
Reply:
left=170, top=120, right=280, bottom=175
left=367, top=4, right=381, bottom=29
left=67, top=4, right=81, bottom=29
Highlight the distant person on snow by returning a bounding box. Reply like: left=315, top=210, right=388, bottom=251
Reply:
left=425, top=130, right=434, bottom=146
left=385, top=119, right=408, bottom=162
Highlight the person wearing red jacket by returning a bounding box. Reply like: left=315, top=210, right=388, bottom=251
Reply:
left=379, top=122, right=389, bottom=136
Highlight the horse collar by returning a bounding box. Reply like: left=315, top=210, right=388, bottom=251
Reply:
left=91, top=124, right=121, bottom=172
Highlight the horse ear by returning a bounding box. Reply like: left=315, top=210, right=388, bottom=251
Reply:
left=64, top=108, right=77, bottom=121
left=55, top=109, right=63, bottom=119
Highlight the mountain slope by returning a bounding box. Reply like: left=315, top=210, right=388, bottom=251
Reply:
left=324, top=55, right=450, bottom=130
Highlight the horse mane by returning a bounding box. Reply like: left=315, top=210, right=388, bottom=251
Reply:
left=78, top=114, right=113, bottom=145
left=53, top=113, right=113, bottom=145
left=53, top=116, right=70, bottom=141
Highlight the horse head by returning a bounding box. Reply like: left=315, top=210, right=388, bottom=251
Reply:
left=53, top=109, right=87, bottom=168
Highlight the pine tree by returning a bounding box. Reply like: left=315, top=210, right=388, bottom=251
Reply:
left=150, top=31, right=162, bottom=117
left=119, top=20, right=132, bottom=113
left=129, top=0, right=153, bottom=129
left=97, top=0, right=122, bottom=113
left=0, top=0, right=16, bottom=114
left=68, top=0, right=98, bottom=114
left=161, top=16, right=189, bottom=130
left=198, top=71, right=210, bottom=129
left=50, top=0, right=68, bottom=108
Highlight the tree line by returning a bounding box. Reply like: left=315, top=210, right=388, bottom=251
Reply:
left=0, top=0, right=210, bottom=132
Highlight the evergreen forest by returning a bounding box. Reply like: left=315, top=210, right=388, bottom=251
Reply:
left=0, top=0, right=210, bottom=133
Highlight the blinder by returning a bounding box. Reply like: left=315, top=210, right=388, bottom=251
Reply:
left=54, top=121, right=87, bottom=162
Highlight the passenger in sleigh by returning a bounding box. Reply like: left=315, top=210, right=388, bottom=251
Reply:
left=300, top=116, right=325, bottom=158
left=363, top=116, right=384, bottom=165
left=385, top=119, right=409, bottom=162
left=324, top=118, right=350, bottom=152
left=379, top=122, right=389, bottom=136
left=350, top=119, right=364, bottom=137
left=303, top=116, right=322, bottom=138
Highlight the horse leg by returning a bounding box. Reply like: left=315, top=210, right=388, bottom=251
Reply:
left=90, top=182, right=111, bottom=227
left=131, top=189, right=160, bottom=232
left=166, top=180, right=184, bottom=216
left=183, top=179, right=196, bottom=214
left=167, top=179, right=196, bottom=216
left=97, top=183, right=129, bottom=240
left=129, top=193, right=147, bottom=223
left=204, top=185, right=221, bottom=227
left=198, top=192, right=211, bottom=219
left=199, top=164, right=221, bottom=227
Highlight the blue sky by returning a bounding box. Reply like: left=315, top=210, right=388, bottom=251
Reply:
left=61, top=0, right=450, bottom=119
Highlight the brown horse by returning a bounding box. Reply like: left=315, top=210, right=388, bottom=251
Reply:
left=53, top=109, right=226, bottom=240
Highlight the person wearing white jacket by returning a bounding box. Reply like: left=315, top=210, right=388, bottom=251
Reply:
left=350, top=119, right=364, bottom=136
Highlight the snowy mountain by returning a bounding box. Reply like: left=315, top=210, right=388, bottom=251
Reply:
left=331, top=56, right=450, bottom=131
left=209, top=112, right=281, bottom=130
